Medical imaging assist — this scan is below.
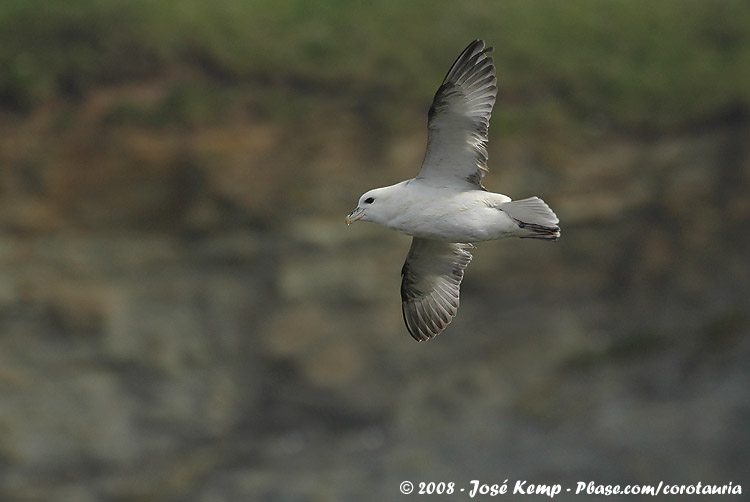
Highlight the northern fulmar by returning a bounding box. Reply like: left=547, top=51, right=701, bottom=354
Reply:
left=346, top=40, right=560, bottom=341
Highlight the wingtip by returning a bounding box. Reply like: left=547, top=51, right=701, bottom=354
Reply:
left=470, top=39, right=493, bottom=53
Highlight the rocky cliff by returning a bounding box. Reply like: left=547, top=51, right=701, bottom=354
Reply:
left=1, top=2, right=749, bottom=499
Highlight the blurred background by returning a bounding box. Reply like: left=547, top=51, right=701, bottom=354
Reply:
left=1, top=0, right=749, bottom=500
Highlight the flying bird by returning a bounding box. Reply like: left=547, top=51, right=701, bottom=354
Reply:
left=346, top=40, right=560, bottom=341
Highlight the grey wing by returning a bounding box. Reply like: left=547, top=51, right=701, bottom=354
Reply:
left=416, top=39, right=497, bottom=188
left=400, top=238, right=473, bottom=341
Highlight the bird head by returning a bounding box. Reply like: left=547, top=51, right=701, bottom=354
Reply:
left=346, top=186, right=397, bottom=225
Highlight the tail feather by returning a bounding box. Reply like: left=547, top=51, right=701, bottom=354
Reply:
left=500, top=196, right=561, bottom=240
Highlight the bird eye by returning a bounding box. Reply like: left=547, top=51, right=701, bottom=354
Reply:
left=364, top=197, right=375, bottom=204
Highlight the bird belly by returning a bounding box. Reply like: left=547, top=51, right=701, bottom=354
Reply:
left=387, top=202, right=518, bottom=242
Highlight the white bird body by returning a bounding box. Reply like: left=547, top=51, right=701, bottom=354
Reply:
left=346, top=40, right=561, bottom=341
left=363, top=181, right=519, bottom=242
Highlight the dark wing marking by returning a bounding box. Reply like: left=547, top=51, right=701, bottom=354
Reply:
left=416, top=40, right=497, bottom=189
left=400, top=238, right=473, bottom=341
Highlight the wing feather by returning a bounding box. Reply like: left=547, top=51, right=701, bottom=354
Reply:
left=415, top=40, right=497, bottom=189
left=400, top=238, right=473, bottom=341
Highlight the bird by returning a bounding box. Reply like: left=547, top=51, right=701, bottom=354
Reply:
left=346, top=40, right=560, bottom=341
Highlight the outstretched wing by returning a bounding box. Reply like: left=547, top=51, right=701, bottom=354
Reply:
left=400, top=238, right=473, bottom=341
left=415, top=39, right=497, bottom=189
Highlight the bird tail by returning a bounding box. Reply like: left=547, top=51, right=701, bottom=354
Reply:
left=500, top=197, right=561, bottom=240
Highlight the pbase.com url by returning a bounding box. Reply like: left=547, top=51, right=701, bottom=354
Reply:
left=398, top=479, right=742, bottom=497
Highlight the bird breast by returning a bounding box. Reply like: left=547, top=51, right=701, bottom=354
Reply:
left=386, top=190, right=517, bottom=242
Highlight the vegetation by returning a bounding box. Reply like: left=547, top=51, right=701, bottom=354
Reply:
left=1, top=0, right=749, bottom=131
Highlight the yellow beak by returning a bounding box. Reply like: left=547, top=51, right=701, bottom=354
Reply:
left=345, top=207, right=365, bottom=225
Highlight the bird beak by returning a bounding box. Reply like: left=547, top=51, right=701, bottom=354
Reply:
left=346, top=207, right=365, bottom=225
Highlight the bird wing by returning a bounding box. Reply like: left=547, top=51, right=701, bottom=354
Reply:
left=400, top=238, right=473, bottom=341
left=415, top=39, right=497, bottom=189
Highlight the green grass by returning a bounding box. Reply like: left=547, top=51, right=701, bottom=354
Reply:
left=1, top=0, right=749, bottom=130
